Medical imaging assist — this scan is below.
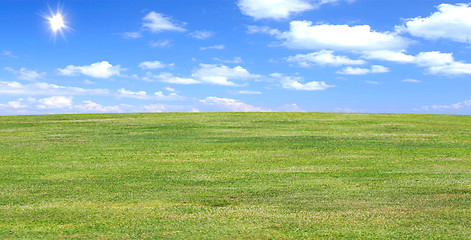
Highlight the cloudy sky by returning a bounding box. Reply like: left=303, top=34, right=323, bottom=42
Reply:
left=1, top=0, right=470, bottom=115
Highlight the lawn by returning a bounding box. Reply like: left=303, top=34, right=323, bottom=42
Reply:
left=1, top=113, right=470, bottom=239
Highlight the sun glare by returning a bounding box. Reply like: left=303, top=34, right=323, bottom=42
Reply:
left=42, top=5, right=70, bottom=41
left=49, top=13, right=65, bottom=32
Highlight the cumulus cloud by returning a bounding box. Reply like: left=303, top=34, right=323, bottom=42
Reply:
left=251, top=21, right=410, bottom=51
left=361, top=50, right=416, bottom=63
left=0, top=99, right=27, bottom=109
left=404, top=3, right=471, bottom=43
left=238, top=0, right=354, bottom=20
left=427, top=62, right=471, bottom=75
left=415, top=51, right=454, bottom=67
left=118, top=88, right=147, bottom=98
left=286, top=50, right=366, bottom=67
left=361, top=50, right=471, bottom=76
left=271, top=73, right=333, bottom=91
left=192, top=64, right=261, bottom=86
left=37, top=96, right=73, bottom=109
left=138, top=61, right=174, bottom=70
left=142, top=12, right=186, bottom=33
left=145, top=64, right=261, bottom=87
left=150, top=72, right=201, bottom=85
left=5, top=67, right=46, bottom=81
left=57, top=61, right=123, bottom=79
left=337, top=65, right=389, bottom=75
left=414, top=51, right=471, bottom=75
left=200, top=96, right=268, bottom=112
left=238, top=0, right=314, bottom=20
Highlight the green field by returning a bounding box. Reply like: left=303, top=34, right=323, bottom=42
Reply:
left=1, top=113, right=470, bottom=239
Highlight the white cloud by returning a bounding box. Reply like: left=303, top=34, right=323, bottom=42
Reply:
left=190, top=30, right=213, bottom=39
left=367, top=65, right=390, bottom=74
left=143, top=104, right=167, bottom=112
left=213, top=57, right=243, bottom=64
left=335, top=107, right=357, bottom=113
left=5, top=67, right=46, bottom=81
left=37, top=96, right=73, bottom=109
left=247, top=25, right=282, bottom=35
left=254, top=21, right=409, bottom=51
left=120, top=32, right=142, bottom=39
left=75, top=100, right=121, bottom=112
left=117, top=88, right=147, bottom=98
left=142, top=12, right=186, bottom=33
left=238, top=0, right=314, bottom=20
left=361, top=50, right=415, bottom=64
left=0, top=99, right=190, bottom=115
left=138, top=61, right=174, bottom=70
left=361, top=50, right=471, bottom=76
left=117, top=87, right=183, bottom=100
left=415, top=51, right=471, bottom=75
left=337, top=65, right=389, bottom=75
left=237, top=90, right=262, bottom=95
left=151, top=72, right=201, bottom=85
left=0, top=81, right=109, bottom=96
left=427, top=62, right=471, bottom=75
left=149, top=40, right=171, bottom=47
left=0, top=99, right=27, bottom=109
left=200, top=44, right=225, bottom=50
left=192, top=64, right=261, bottom=86
left=418, top=100, right=471, bottom=112
left=271, top=73, right=333, bottom=91
left=83, top=80, right=96, bottom=85
left=143, top=64, right=261, bottom=86
left=238, top=0, right=354, bottom=20
left=402, top=79, right=421, bottom=83
left=154, top=91, right=179, bottom=98
left=286, top=50, right=366, bottom=67
left=164, top=87, right=177, bottom=92
left=415, top=51, right=454, bottom=67
left=200, top=96, right=268, bottom=112
left=277, top=103, right=306, bottom=112
left=404, top=3, right=471, bottom=43
left=1, top=50, right=16, bottom=58
left=365, top=80, right=380, bottom=85
left=57, top=61, right=122, bottom=79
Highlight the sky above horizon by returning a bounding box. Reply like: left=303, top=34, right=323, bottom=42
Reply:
left=1, top=0, right=470, bottom=115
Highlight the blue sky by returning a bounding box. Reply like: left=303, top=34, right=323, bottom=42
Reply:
left=1, top=0, right=470, bottom=115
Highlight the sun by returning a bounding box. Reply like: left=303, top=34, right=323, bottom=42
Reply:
left=42, top=5, right=70, bottom=41
left=48, top=13, right=66, bottom=32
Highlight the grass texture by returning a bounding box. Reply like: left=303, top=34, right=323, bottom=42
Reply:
left=1, top=112, right=470, bottom=239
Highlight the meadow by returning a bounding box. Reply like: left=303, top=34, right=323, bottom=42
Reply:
left=0, top=112, right=470, bottom=239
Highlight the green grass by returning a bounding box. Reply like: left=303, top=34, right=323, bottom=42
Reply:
left=1, top=112, right=470, bottom=239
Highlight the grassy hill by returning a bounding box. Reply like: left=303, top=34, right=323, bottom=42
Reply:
left=1, top=113, right=470, bottom=239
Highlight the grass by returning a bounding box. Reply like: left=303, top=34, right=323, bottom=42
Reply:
left=0, top=112, right=470, bottom=239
